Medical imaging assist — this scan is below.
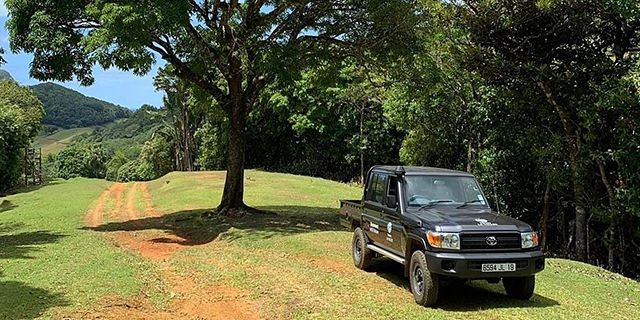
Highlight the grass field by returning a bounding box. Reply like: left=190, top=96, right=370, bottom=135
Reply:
left=34, top=127, right=94, bottom=156
left=1, top=171, right=639, bottom=319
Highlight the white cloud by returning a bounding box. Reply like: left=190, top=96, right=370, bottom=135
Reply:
left=0, top=0, right=7, bottom=17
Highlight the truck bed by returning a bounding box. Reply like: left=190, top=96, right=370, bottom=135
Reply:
left=339, top=199, right=363, bottom=229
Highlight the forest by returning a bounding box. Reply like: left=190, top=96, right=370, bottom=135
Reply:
left=1, top=0, right=639, bottom=280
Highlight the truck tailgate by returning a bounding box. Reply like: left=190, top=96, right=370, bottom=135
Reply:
left=339, top=200, right=363, bottom=229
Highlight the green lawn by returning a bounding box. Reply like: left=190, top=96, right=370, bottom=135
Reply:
left=0, top=179, right=155, bottom=319
left=34, top=127, right=94, bottom=156
left=149, top=171, right=640, bottom=320
left=1, top=171, right=639, bottom=319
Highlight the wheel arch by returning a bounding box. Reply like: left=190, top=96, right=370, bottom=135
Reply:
left=405, top=234, right=427, bottom=276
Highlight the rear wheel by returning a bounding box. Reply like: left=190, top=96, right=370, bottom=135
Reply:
left=409, top=251, right=439, bottom=306
left=503, top=275, right=535, bottom=300
left=352, top=227, right=372, bottom=270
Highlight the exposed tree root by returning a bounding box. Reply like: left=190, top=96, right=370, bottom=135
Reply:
left=208, top=204, right=271, bottom=218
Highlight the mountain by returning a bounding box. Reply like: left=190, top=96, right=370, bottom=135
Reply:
left=30, top=83, right=132, bottom=128
left=0, top=69, right=15, bottom=82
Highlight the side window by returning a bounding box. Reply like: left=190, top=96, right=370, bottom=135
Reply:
left=387, top=176, right=398, bottom=197
left=372, top=173, right=387, bottom=204
left=366, top=174, right=379, bottom=201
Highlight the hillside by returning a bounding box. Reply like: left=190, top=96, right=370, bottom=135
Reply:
left=0, top=69, right=14, bottom=82
left=1, top=171, right=639, bottom=319
left=77, top=104, right=162, bottom=159
left=31, top=83, right=132, bottom=128
left=35, top=127, right=95, bottom=156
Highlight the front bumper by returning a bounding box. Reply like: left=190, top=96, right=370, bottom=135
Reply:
left=424, top=250, right=545, bottom=279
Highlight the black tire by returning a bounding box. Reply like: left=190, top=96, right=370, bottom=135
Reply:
left=409, top=251, right=439, bottom=306
left=352, top=227, right=372, bottom=270
left=503, top=275, right=535, bottom=300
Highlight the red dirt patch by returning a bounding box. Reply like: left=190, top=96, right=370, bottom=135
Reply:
left=126, top=183, right=140, bottom=221
left=108, top=183, right=128, bottom=222
left=112, top=232, right=187, bottom=262
left=174, top=285, right=262, bottom=320
left=84, top=187, right=110, bottom=228
left=140, top=183, right=161, bottom=218
left=83, top=181, right=263, bottom=319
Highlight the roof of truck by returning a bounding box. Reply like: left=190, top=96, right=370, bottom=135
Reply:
left=371, top=165, right=474, bottom=176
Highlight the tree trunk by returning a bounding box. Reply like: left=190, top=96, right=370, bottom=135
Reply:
left=539, top=81, right=587, bottom=262
left=217, top=105, right=247, bottom=214
left=574, top=181, right=588, bottom=261
left=360, top=105, right=365, bottom=185
left=466, top=137, right=473, bottom=173
left=541, top=182, right=551, bottom=250
left=596, top=156, right=617, bottom=271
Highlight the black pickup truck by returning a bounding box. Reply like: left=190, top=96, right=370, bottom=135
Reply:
left=340, top=166, right=545, bottom=306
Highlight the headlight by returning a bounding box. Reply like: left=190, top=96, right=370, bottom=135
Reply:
left=427, top=231, right=460, bottom=250
left=521, top=232, right=540, bottom=248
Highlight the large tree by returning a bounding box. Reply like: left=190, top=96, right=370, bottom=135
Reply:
left=6, top=0, right=420, bottom=215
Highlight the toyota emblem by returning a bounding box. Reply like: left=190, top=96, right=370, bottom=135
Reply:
left=486, top=236, right=498, bottom=246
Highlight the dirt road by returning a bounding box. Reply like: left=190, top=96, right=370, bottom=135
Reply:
left=81, top=182, right=262, bottom=320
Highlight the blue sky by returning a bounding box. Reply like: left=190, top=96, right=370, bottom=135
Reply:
left=0, top=0, right=163, bottom=109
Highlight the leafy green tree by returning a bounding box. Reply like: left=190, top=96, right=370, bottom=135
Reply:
left=140, top=137, right=174, bottom=179
left=258, top=60, right=402, bottom=182
left=195, top=121, right=228, bottom=170
left=53, top=143, right=107, bottom=179
left=117, top=159, right=155, bottom=182
left=0, top=81, right=45, bottom=193
left=6, top=0, right=422, bottom=215
left=154, top=65, right=210, bottom=172
left=105, top=151, right=130, bottom=181
left=461, top=0, right=640, bottom=262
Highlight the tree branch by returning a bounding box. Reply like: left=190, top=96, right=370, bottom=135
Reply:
left=150, top=37, right=227, bottom=105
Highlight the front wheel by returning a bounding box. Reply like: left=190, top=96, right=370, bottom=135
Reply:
left=503, top=275, right=535, bottom=300
left=352, top=227, right=372, bottom=270
left=409, top=251, right=439, bottom=306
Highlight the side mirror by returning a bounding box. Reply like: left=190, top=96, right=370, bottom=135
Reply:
left=386, top=195, right=397, bottom=209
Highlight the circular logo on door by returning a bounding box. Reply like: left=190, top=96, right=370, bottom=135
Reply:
left=387, top=222, right=393, bottom=234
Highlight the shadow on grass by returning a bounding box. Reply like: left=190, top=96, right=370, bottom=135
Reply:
left=84, top=205, right=343, bottom=246
left=0, top=226, right=67, bottom=259
left=0, top=200, right=17, bottom=213
left=0, top=281, right=69, bottom=319
left=370, top=258, right=559, bottom=310
left=1, top=180, right=61, bottom=197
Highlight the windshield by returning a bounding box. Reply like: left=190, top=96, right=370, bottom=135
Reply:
left=404, top=175, right=488, bottom=208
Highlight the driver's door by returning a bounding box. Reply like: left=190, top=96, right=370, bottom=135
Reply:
left=363, top=172, right=403, bottom=255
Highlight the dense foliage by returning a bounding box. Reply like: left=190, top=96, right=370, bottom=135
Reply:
left=46, top=143, right=107, bottom=180
left=31, top=83, right=131, bottom=128
left=0, top=80, right=44, bottom=194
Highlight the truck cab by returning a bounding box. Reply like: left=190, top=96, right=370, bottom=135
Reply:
left=339, top=166, right=545, bottom=306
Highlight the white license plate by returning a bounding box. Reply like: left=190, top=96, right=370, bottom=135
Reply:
left=481, top=263, right=516, bottom=273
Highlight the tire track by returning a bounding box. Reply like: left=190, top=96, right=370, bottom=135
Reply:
left=83, top=181, right=263, bottom=319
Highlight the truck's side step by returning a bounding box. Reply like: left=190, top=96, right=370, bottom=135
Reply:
left=367, top=244, right=406, bottom=265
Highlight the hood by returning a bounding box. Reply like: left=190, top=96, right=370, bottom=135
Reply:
left=408, top=206, right=533, bottom=233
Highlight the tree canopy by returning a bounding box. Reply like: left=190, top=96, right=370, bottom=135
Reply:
left=7, top=0, right=423, bottom=215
